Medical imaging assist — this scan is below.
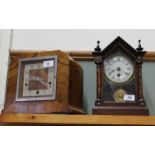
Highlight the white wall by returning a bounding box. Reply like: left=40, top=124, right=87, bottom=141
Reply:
left=12, top=29, right=155, bottom=51
left=0, top=30, right=12, bottom=112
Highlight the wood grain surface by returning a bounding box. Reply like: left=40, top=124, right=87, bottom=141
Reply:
left=0, top=114, right=155, bottom=125
left=10, top=50, right=155, bottom=61
left=3, top=50, right=84, bottom=114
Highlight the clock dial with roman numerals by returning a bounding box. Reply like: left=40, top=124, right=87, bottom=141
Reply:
left=104, top=54, right=134, bottom=84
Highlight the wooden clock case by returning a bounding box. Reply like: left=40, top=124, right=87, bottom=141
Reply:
left=92, top=37, right=149, bottom=115
left=2, top=50, right=84, bottom=114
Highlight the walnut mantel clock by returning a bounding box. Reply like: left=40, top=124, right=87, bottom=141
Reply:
left=92, top=36, right=149, bottom=115
left=3, top=50, right=84, bottom=114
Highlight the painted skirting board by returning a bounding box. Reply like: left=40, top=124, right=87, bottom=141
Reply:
left=0, top=30, right=12, bottom=113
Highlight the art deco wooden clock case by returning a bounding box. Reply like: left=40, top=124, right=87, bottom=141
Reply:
left=92, top=37, right=149, bottom=115
left=2, top=50, right=84, bottom=114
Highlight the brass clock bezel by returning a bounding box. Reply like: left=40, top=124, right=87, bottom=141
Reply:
left=15, top=56, right=58, bottom=102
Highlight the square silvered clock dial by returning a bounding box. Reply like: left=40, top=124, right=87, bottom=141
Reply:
left=16, top=56, right=57, bottom=101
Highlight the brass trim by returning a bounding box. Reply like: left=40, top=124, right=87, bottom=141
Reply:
left=113, top=88, right=127, bottom=103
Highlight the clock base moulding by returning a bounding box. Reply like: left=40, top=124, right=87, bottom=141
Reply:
left=92, top=106, right=149, bottom=115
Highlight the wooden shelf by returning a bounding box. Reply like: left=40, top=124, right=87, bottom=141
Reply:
left=0, top=114, right=155, bottom=125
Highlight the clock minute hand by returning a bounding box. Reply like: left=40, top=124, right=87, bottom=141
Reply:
left=29, top=76, right=37, bottom=81
left=35, top=77, right=48, bottom=86
left=39, top=79, right=48, bottom=86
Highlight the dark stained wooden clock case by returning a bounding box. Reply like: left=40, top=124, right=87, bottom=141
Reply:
left=2, top=50, right=84, bottom=114
left=92, top=37, right=149, bottom=115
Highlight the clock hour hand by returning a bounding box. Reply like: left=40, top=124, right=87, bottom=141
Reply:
left=29, top=76, right=48, bottom=86
left=109, top=69, right=115, bottom=75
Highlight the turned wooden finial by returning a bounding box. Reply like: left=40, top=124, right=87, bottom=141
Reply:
left=94, top=40, right=101, bottom=52
left=137, top=40, right=144, bottom=51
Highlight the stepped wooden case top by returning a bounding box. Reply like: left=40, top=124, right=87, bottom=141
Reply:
left=2, top=50, right=84, bottom=114
left=92, top=37, right=149, bottom=115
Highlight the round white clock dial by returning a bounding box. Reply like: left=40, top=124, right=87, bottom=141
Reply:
left=104, top=54, right=134, bottom=83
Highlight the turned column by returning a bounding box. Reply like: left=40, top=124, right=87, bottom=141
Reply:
left=92, top=41, right=103, bottom=106
left=136, top=40, right=146, bottom=106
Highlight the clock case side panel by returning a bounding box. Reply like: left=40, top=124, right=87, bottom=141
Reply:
left=2, top=51, right=84, bottom=114
left=69, top=58, right=84, bottom=114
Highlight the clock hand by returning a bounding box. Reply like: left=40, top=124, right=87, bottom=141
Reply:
left=29, top=76, right=37, bottom=81
left=109, top=69, right=115, bottom=75
left=39, top=79, right=48, bottom=86
left=29, top=76, right=48, bottom=86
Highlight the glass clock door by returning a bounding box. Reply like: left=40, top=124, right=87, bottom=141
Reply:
left=103, top=50, right=136, bottom=103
